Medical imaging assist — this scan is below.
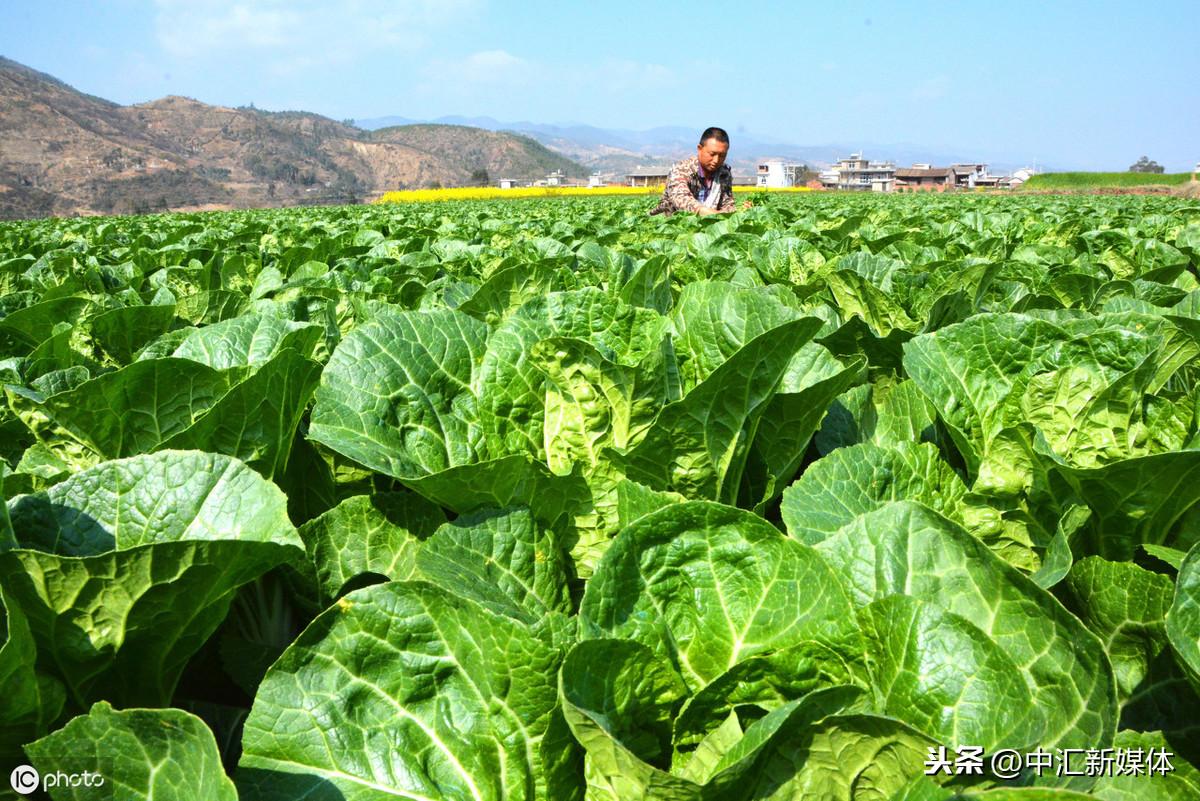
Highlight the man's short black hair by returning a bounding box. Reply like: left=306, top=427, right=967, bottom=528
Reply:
left=699, top=127, right=729, bottom=146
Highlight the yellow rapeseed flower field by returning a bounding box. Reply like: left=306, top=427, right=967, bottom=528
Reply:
left=374, top=185, right=812, bottom=204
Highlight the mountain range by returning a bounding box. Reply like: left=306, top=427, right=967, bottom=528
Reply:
left=0, top=57, right=586, bottom=219
left=355, top=115, right=1036, bottom=178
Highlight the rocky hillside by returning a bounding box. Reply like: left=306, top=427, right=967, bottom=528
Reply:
left=368, top=124, right=587, bottom=182
left=0, top=57, right=588, bottom=219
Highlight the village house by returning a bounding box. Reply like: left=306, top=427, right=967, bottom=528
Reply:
left=757, top=160, right=806, bottom=188
left=998, top=167, right=1036, bottom=189
left=894, top=164, right=955, bottom=191
left=820, top=154, right=896, bottom=192
left=626, top=168, right=670, bottom=188
left=951, top=163, right=990, bottom=188
left=894, top=162, right=1023, bottom=191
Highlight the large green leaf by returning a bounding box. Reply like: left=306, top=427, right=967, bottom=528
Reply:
left=813, top=502, right=1117, bottom=777
left=669, top=281, right=801, bottom=392
left=174, top=289, right=249, bottom=325
left=818, top=315, right=914, bottom=375
left=170, top=312, right=322, bottom=368
left=88, top=303, right=178, bottom=365
left=1090, top=729, right=1200, bottom=800
left=617, top=318, right=822, bottom=503
left=619, top=255, right=672, bottom=313
left=160, top=349, right=322, bottom=477
left=1063, top=558, right=1175, bottom=700
left=902, top=313, right=1161, bottom=475
left=825, top=268, right=919, bottom=336
left=670, top=643, right=862, bottom=759
left=401, top=454, right=590, bottom=531
left=24, top=702, right=237, bottom=801
left=531, top=333, right=677, bottom=475
left=455, top=260, right=575, bottom=325
left=740, top=345, right=865, bottom=510
left=580, top=501, right=859, bottom=691
left=0, top=584, right=65, bottom=761
left=558, top=639, right=693, bottom=799
left=1168, top=543, right=1200, bottom=693
left=297, top=492, right=446, bottom=605
left=815, top=379, right=938, bottom=456
left=1, top=450, right=302, bottom=707
left=857, top=595, right=1043, bottom=753
left=309, top=307, right=489, bottom=478
left=737, top=713, right=945, bottom=801
left=1033, top=446, right=1200, bottom=560
left=559, top=638, right=871, bottom=801
left=239, top=581, right=575, bottom=801
left=416, top=506, right=574, bottom=622
left=475, top=288, right=670, bottom=462
left=0, top=297, right=92, bottom=356
left=781, top=442, right=969, bottom=545
left=9, top=357, right=242, bottom=459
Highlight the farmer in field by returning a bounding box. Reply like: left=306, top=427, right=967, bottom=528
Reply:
left=649, top=126, right=750, bottom=216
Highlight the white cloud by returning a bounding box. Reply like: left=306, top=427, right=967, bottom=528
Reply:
left=594, top=59, right=678, bottom=93
left=436, top=49, right=532, bottom=85
left=911, top=75, right=951, bottom=101
left=153, top=0, right=478, bottom=61
left=424, top=50, right=675, bottom=94
left=154, top=2, right=298, bottom=56
left=413, top=51, right=679, bottom=120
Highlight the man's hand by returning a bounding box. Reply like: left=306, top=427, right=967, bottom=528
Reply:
left=697, top=206, right=719, bottom=216
left=740, top=200, right=754, bottom=210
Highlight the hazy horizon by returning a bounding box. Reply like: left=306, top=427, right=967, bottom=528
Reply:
left=2, top=0, right=1197, bottom=172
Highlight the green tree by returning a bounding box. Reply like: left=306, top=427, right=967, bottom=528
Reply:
left=1129, top=156, right=1165, bottom=173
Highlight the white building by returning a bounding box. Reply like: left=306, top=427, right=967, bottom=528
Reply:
left=498, top=178, right=517, bottom=190
left=756, top=160, right=806, bottom=188
left=820, top=153, right=896, bottom=192
left=951, top=164, right=990, bottom=188
left=993, top=168, right=1036, bottom=190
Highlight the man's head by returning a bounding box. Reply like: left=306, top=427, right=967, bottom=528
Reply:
left=697, top=127, right=730, bottom=176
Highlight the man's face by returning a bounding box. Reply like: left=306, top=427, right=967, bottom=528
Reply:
left=697, top=138, right=729, bottom=175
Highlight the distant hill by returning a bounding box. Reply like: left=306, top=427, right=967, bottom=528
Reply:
left=367, top=124, right=588, bottom=181
left=356, top=114, right=1039, bottom=178
left=0, top=57, right=590, bottom=219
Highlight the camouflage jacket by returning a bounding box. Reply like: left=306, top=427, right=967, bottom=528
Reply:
left=649, top=155, right=735, bottom=215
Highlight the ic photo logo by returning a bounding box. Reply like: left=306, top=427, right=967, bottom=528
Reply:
left=9, top=765, right=39, bottom=795
left=9, top=763, right=106, bottom=795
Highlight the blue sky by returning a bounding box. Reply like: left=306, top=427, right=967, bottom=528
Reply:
left=2, top=0, right=1197, bottom=170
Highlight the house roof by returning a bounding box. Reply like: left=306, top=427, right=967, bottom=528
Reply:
left=895, top=168, right=953, bottom=178
left=626, top=169, right=671, bottom=177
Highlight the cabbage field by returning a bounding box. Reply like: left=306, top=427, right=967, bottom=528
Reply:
left=2, top=193, right=1200, bottom=800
